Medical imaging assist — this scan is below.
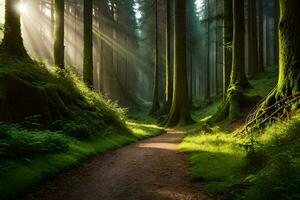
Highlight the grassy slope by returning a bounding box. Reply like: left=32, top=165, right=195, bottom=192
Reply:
left=179, top=69, right=300, bottom=199
left=0, top=56, right=164, bottom=199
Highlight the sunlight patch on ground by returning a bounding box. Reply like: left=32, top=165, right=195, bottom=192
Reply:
left=138, top=142, right=177, bottom=151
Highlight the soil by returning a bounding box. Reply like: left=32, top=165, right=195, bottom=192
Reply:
left=23, top=130, right=213, bottom=200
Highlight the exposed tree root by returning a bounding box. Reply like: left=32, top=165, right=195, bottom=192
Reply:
left=239, top=90, right=300, bottom=135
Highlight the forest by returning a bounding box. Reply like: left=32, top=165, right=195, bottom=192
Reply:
left=0, top=0, right=299, bottom=199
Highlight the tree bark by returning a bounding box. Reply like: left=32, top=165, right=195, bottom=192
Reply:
left=161, top=0, right=173, bottom=115
left=223, top=0, right=233, bottom=100
left=247, top=0, right=259, bottom=77
left=53, top=0, right=65, bottom=68
left=83, top=0, right=93, bottom=88
left=258, top=0, right=264, bottom=72
left=231, top=0, right=250, bottom=88
left=165, top=0, right=192, bottom=127
left=150, top=0, right=160, bottom=115
left=273, top=0, right=279, bottom=66
left=205, top=0, right=211, bottom=100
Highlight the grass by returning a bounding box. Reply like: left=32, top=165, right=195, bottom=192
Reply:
left=0, top=53, right=165, bottom=199
left=179, top=68, right=299, bottom=199
left=0, top=120, right=164, bottom=200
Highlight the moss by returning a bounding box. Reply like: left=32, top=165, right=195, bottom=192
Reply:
left=0, top=55, right=126, bottom=132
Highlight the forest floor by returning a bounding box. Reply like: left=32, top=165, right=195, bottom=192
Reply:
left=23, top=129, right=213, bottom=200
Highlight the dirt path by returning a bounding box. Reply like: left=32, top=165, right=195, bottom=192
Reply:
left=24, top=130, right=212, bottom=200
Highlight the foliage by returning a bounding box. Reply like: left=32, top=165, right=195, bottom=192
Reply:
left=0, top=119, right=164, bottom=200
left=0, top=122, right=68, bottom=164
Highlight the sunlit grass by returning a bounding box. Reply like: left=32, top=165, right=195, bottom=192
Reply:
left=180, top=128, right=247, bottom=193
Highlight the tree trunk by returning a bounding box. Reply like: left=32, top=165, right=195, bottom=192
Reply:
left=247, top=0, right=259, bottom=77
left=212, top=0, right=251, bottom=122
left=257, top=0, right=300, bottom=118
left=150, top=0, right=160, bottom=115
left=273, top=0, right=279, bottom=66
left=165, top=0, right=192, bottom=127
left=276, top=0, right=300, bottom=97
left=231, top=0, right=250, bottom=88
left=205, top=0, right=211, bottom=100
left=161, top=0, right=173, bottom=115
left=53, top=0, right=65, bottom=68
left=83, top=0, right=93, bottom=88
left=214, top=0, right=218, bottom=97
left=223, top=0, right=233, bottom=100
left=258, top=0, right=264, bottom=72
left=1, top=0, right=28, bottom=57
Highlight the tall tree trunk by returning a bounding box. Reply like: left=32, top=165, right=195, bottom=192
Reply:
left=214, top=0, right=218, bottom=97
left=165, top=0, right=192, bottom=127
left=276, top=0, right=300, bottom=97
left=258, top=0, right=264, bottom=72
left=247, top=0, right=259, bottom=77
left=258, top=0, right=300, bottom=115
left=161, top=0, right=173, bottom=115
left=273, top=0, right=279, bottom=66
left=150, top=0, right=160, bottom=115
left=53, top=0, right=64, bottom=68
left=83, top=0, right=93, bottom=88
left=223, top=0, right=233, bottom=100
left=205, top=0, right=211, bottom=99
left=212, top=0, right=251, bottom=122
left=1, top=0, right=28, bottom=57
left=231, top=0, right=250, bottom=88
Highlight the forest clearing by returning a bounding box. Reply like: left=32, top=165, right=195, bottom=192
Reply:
left=0, top=0, right=299, bottom=199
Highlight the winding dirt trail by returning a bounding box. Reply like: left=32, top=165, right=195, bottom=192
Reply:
left=24, top=130, right=212, bottom=200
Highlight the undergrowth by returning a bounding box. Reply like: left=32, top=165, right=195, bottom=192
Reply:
left=0, top=55, right=165, bottom=199
left=179, top=69, right=300, bottom=199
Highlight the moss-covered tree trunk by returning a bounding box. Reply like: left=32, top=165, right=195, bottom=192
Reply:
left=255, top=0, right=300, bottom=120
left=83, top=0, right=93, bottom=88
left=165, top=0, right=192, bottom=127
left=161, top=0, right=173, bottom=115
left=258, top=0, right=264, bottom=72
left=274, top=0, right=300, bottom=98
left=150, top=0, right=160, bottom=115
left=222, top=0, right=233, bottom=100
left=0, top=0, right=28, bottom=57
left=212, top=0, right=251, bottom=122
left=53, top=0, right=64, bottom=68
left=247, top=0, right=259, bottom=77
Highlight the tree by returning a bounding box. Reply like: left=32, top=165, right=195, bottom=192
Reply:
left=205, top=0, right=211, bottom=100
left=212, top=0, right=250, bottom=122
left=165, top=0, right=192, bottom=126
left=261, top=0, right=300, bottom=106
left=149, top=0, right=160, bottom=115
left=248, top=0, right=259, bottom=77
left=0, top=0, right=28, bottom=57
left=214, top=0, right=219, bottom=97
left=222, top=0, right=233, bottom=100
left=83, top=0, right=94, bottom=88
left=53, top=0, right=65, bottom=68
left=258, top=0, right=264, bottom=72
left=161, top=0, right=172, bottom=115
left=273, top=0, right=279, bottom=65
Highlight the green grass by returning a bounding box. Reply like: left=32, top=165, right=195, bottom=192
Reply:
left=180, top=114, right=300, bottom=199
left=0, top=120, right=164, bottom=200
left=179, top=69, right=300, bottom=198
left=179, top=127, right=247, bottom=194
